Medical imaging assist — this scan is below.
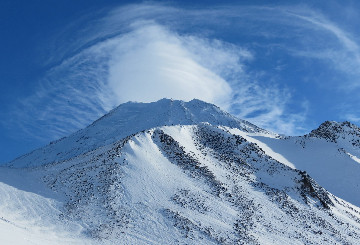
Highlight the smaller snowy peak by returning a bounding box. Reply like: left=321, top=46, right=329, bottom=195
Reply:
left=307, top=120, right=360, bottom=144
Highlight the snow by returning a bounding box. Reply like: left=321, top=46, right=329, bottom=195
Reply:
left=219, top=122, right=360, bottom=207
left=1, top=99, right=360, bottom=244
left=0, top=168, right=92, bottom=245
left=239, top=135, right=360, bottom=207
left=346, top=152, right=360, bottom=164
left=26, top=123, right=358, bottom=244
left=225, top=127, right=296, bottom=169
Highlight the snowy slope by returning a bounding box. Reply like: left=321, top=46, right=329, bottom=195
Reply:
left=8, top=99, right=269, bottom=168
left=0, top=167, right=92, bottom=245
left=230, top=121, right=360, bottom=207
left=1, top=100, right=360, bottom=244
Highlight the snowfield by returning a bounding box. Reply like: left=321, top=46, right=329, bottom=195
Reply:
left=1, top=99, right=360, bottom=244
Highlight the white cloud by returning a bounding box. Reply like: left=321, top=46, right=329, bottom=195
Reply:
left=106, top=24, right=233, bottom=108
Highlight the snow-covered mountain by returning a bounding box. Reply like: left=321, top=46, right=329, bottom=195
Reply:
left=1, top=99, right=360, bottom=244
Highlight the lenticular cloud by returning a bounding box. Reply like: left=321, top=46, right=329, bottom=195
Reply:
left=106, top=24, right=233, bottom=108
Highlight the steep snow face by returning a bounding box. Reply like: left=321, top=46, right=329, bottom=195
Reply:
left=8, top=99, right=270, bottom=168
left=228, top=121, right=360, bottom=207
left=15, top=124, right=359, bottom=244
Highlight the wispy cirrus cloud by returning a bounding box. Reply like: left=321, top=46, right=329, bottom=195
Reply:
left=280, top=7, right=360, bottom=88
left=8, top=2, right=360, bottom=140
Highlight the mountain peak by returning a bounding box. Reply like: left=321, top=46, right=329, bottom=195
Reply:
left=308, top=120, right=360, bottom=142
left=8, top=99, right=270, bottom=168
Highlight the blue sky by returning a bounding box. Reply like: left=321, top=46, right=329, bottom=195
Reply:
left=1, top=0, right=360, bottom=163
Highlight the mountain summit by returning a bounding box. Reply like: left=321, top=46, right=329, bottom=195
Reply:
left=1, top=99, right=360, bottom=244
left=9, top=99, right=269, bottom=168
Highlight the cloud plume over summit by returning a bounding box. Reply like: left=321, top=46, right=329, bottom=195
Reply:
left=8, top=2, right=360, bottom=141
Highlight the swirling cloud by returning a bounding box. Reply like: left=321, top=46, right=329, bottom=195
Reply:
left=8, top=2, right=360, bottom=141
